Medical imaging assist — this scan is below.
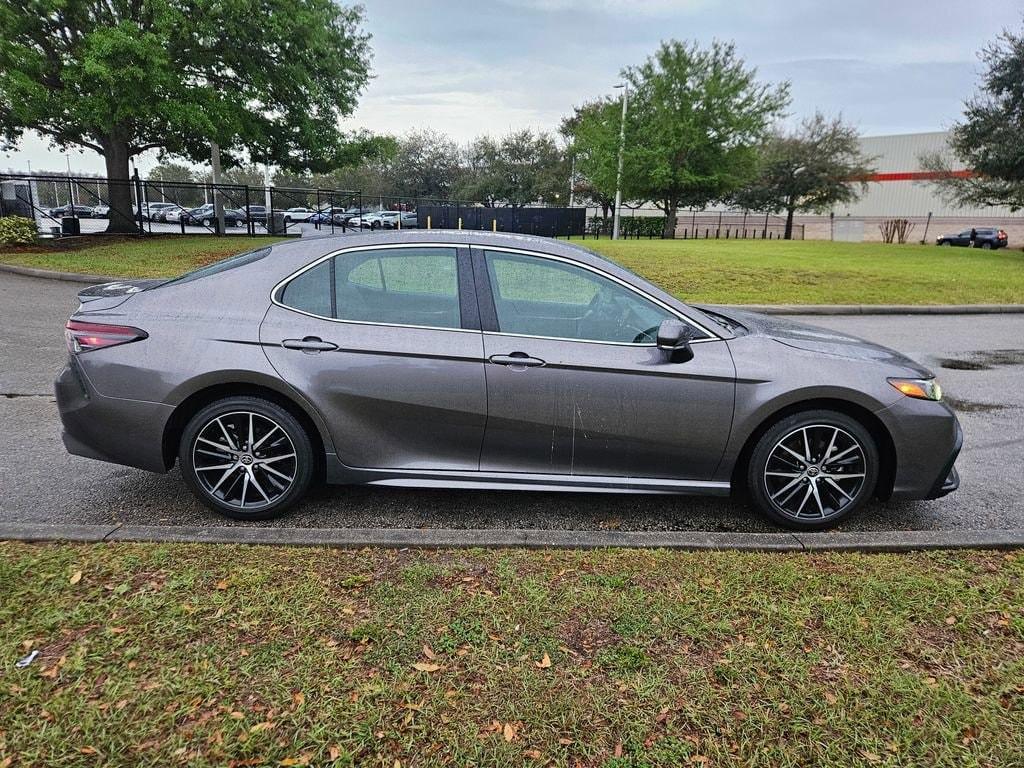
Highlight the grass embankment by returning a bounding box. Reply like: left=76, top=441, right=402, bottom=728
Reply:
left=2, top=542, right=1022, bottom=766
left=2, top=235, right=1024, bottom=304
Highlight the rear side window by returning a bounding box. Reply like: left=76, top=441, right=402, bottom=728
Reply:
left=279, top=247, right=461, bottom=330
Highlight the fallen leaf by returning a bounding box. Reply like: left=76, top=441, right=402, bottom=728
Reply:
left=328, top=745, right=342, bottom=761
left=412, top=662, right=441, bottom=673
left=614, top=742, right=623, bottom=758
left=558, top=738, right=574, bottom=746
left=69, top=570, right=83, bottom=585
left=536, top=652, right=552, bottom=669
left=503, top=722, right=516, bottom=742
left=860, top=750, right=882, bottom=764
left=216, top=580, right=229, bottom=590
left=945, top=616, right=957, bottom=625
left=422, top=644, right=436, bottom=660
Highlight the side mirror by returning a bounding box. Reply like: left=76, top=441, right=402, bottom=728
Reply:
left=656, top=319, right=695, bottom=363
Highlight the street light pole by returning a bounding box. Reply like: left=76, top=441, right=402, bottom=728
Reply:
left=612, top=83, right=629, bottom=240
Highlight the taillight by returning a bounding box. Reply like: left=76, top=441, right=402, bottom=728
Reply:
left=65, top=320, right=148, bottom=353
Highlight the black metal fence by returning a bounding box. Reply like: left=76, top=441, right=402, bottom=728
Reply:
left=1, top=172, right=801, bottom=241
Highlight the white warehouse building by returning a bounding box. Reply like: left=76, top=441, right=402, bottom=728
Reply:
left=797, top=131, right=1022, bottom=243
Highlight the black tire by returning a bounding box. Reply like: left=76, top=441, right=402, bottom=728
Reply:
left=179, top=396, right=314, bottom=521
left=939, top=241, right=952, bottom=246
left=746, top=409, right=879, bottom=531
left=980, top=241, right=992, bottom=250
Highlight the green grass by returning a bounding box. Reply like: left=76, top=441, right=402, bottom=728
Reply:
left=2, top=542, right=1022, bottom=766
left=0, top=235, right=288, bottom=279
left=2, top=235, right=1024, bottom=304
left=581, top=238, right=1024, bottom=305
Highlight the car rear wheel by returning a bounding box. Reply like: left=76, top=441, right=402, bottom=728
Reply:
left=179, top=397, right=314, bottom=520
left=980, top=242, right=992, bottom=249
left=746, top=410, right=879, bottom=530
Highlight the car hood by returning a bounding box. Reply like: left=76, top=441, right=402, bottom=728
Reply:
left=699, top=306, right=934, bottom=377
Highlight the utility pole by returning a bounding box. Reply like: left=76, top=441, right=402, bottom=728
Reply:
left=211, top=141, right=225, bottom=234
left=612, top=83, right=629, bottom=240
left=568, top=154, right=575, bottom=208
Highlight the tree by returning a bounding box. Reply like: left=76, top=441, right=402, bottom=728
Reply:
left=0, top=0, right=374, bottom=232
left=617, top=40, right=789, bottom=238
left=560, top=99, right=620, bottom=219
left=384, top=129, right=461, bottom=200
left=920, top=23, right=1024, bottom=211
left=456, top=130, right=567, bottom=206
left=733, top=113, right=875, bottom=239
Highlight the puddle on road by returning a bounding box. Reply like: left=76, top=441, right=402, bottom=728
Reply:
left=938, top=349, right=1024, bottom=371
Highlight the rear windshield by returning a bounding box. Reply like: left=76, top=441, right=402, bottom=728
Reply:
left=150, top=247, right=271, bottom=289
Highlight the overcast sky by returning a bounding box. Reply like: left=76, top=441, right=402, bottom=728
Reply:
left=4, top=0, right=1021, bottom=174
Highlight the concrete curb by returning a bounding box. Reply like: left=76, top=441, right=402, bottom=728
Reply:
left=3, top=262, right=1023, bottom=314
left=2, top=522, right=1022, bottom=553
left=724, top=303, right=1024, bottom=315
left=0, top=262, right=118, bottom=284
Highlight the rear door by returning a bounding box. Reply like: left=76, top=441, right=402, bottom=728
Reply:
left=472, top=246, right=736, bottom=480
left=261, top=244, right=487, bottom=470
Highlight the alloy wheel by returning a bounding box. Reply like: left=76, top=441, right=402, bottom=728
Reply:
left=763, top=424, right=866, bottom=521
left=191, top=411, right=297, bottom=510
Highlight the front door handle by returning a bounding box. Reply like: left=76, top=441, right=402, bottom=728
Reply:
left=489, top=352, right=545, bottom=368
left=281, top=336, right=338, bottom=353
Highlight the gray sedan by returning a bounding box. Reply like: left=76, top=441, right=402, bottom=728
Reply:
left=56, top=231, right=961, bottom=529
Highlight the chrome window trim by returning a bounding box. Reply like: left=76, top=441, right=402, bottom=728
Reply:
left=478, top=244, right=721, bottom=345
left=270, top=242, right=478, bottom=334
left=270, top=240, right=721, bottom=344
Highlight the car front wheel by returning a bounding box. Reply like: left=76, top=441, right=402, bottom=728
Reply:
left=746, top=410, right=879, bottom=530
left=179, top=396, right=314, bottom=520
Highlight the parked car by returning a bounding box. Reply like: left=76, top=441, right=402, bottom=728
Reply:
left=351, top=211, right=389, bottom=230
left=57, top=231, right=962, bottom=529
left=381, top=211, right=418, bottom=229
left=92, top=204, right=110, bottom=218
left=182, top=204, right=247, bottom=228
left=308, top=207, right=346, bottom=225
left=282, top=207, right=315, bottom=224
left=332, top=207, right=370, bottom=226
left=245, top=205, right=269, bottom=225
left=141, top=202, right=179, bottom=221
left=153, top=204, right=189, bottom=223
left=936, top=227, right=1008, bottom=249
left=48, top=204, right=94, bottom=218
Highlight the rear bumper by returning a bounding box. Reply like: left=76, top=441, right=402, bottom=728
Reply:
left=55, top=358, right=173, bottom=473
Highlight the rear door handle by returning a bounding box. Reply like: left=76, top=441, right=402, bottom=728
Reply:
left=281, top=336, right=338, bottom=352
left=489, top=352, right=545, bottom=368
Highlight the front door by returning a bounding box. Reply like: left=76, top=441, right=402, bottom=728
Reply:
left=473, top=247, right=736, bottom=480
left=261, top=244, right=486, bottom=470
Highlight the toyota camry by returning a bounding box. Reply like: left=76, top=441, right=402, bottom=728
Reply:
left=56, top=231, right=961, bottom=529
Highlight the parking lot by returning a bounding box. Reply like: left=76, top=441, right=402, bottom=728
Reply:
left=2, top=268, right=1022, bottom=533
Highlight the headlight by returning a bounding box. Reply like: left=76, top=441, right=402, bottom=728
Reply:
left=888, top=377, right=942, bottom=401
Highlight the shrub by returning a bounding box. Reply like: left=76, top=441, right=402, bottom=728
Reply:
left=0, top=215, right=38, bottom=245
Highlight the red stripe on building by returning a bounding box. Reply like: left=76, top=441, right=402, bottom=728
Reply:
left=858, top=170, right=976, bottom=182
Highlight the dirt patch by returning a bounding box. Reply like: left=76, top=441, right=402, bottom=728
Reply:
left=559, top=613, right=619, bottom=656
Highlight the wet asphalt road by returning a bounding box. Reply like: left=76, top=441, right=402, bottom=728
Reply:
left=2, top=269, right=1023, bottom=532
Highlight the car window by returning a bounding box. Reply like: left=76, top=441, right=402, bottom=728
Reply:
left=280, top=247, right=462, bottom=330
left=483, top=250, right=680, bottom=344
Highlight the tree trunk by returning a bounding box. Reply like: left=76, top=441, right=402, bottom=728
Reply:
left=103, top=139, right=140, bottom=234
left=661, top=201, right=678, bottom=239
left=784, top=207, right=795, bottom=240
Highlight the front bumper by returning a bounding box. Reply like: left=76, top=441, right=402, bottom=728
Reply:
left=55, top=357, right=173, bottom=474
left=876, top=396, right=963, bottom=501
